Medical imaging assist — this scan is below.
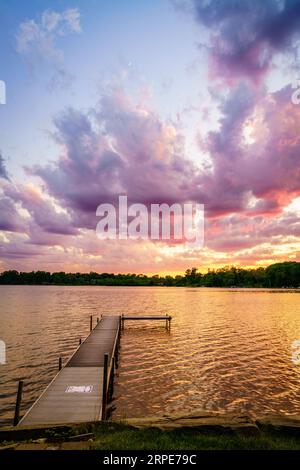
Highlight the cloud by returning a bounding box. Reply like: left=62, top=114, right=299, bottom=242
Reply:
left=16, top=8, right=81, bottom=56
left=0, top=87, right=197, bottom=269
left=0, top=153, right=9, bottom=180
left=3, top=183, right=78, bottom=237
left=0, top=197, right=25, bottom=232
left=0, top=237, right=47, bottom=260
left=183, top=0, right=300, bottom=84
left=41, top=9, right=81, bottom=34
left=47, top=68, right=76, bottom=93
left=16, top=8, right=81, bottom=89
left=195, top=82, right=300, bottom=216
left=28, top=88, right=195, bottom=231
left=1, top=83, right=300, bottom=272
left=205, top=211, right=300, bottom=253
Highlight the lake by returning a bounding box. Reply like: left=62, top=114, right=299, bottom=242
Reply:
left=1, top=285, right=300, bottom=427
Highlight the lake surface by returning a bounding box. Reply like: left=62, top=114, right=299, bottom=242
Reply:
left=1, top=285, right=300, bottom=427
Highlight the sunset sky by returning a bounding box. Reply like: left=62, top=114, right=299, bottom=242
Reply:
left=1, top=0, right=300, bottom=274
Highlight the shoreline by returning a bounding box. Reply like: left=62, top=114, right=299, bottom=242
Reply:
left=1, top=284, right=300, bottom=290
left=1, top=411, right=300, bottom=450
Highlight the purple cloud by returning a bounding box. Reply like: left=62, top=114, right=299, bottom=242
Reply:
left=3, top=183, right=78, bottom=236
left=186, top=0, right=300, bottom=83
left=0, top=197, right=25, bottom=232
left=29, top=90, right=195, bottom=231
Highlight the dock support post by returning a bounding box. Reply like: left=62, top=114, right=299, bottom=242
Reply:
left=108, top=356, right=115, bottom=401
left=13, top=380, right=23, bottom=426
left=90, top=315, right=93, bottom=332
left=79, top=337, right=82, bottom=345
left=115, top=321, right=120, bottom=369
left=114, top=337, right=119, bottom=369
left=121, top=314, right=124, bottom=330
left=97, top=317, right=99, bottom=323
left=102, top=353, right=109, bottom=420
left=58, top=356, right=62, bottom=371
left=118, top=316, right=121, bottom=340
left=115, top=348, right=119, bottom=369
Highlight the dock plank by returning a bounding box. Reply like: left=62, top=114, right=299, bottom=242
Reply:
left=66, top=317, right=119, bottom=367
left=19, top=367, right=104, bottom=425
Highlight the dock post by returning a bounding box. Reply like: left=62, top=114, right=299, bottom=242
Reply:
left=115, top=348, right=118, bottom=369
left=109, top=356, right=115, bottom=401
left=121, top=314, right=124, bottom=330
left=115, top=324, right=119, bottom=369
left=102, top=353, right=109, bottom=420
left=79, top=337, right=82, bottom=345
left=97, top=317, right=99, bottom=323
left=114, top=317, right=121, bottom=369
left=118, top=316, right=121, bottom=340
left=13, top=380, right=24, bottom=426
left=58, top=356, right=62, bottom=371
left=90, top=315, right=93, bottom=332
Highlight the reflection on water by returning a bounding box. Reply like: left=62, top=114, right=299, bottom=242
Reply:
left=1, top=286, right=300, bottom=426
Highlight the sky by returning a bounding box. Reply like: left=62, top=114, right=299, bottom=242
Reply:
left=1, top=0, right=300, bottom=274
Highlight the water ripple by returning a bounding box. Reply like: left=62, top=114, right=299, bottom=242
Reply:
left=1, top=286, right=300, bottom=426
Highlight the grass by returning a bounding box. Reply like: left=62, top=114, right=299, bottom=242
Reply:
left=89, top=422, right=300, bottom=450
left=2, top=421, right=300, bottom=450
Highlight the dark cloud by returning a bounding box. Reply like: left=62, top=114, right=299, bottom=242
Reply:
left=187, top=0, right=300, bottom=83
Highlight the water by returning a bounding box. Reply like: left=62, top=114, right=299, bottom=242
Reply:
left=1, top=285, right=300, bottom=427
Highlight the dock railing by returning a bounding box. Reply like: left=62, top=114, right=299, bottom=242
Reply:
left=121, top=314, right=172, bottom=330
left=101, top=316, right=121, bottom=420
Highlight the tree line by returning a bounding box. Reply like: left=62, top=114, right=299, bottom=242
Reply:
left=0, top=262, right=300, bottom=288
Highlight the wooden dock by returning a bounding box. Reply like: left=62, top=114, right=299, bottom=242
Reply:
left=19, top=316, right=120, bottom=426
left=17, top=314, right=171, bottom=426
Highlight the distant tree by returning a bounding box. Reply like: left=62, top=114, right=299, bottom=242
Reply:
left=0, top=270, right=20, bottom=284
left=1, top=262, right=300, bottom=288
left=266, top=262, right=300, bottom=288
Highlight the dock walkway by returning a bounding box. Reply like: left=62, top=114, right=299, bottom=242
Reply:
left=19, top=316, right=120, bottom=426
